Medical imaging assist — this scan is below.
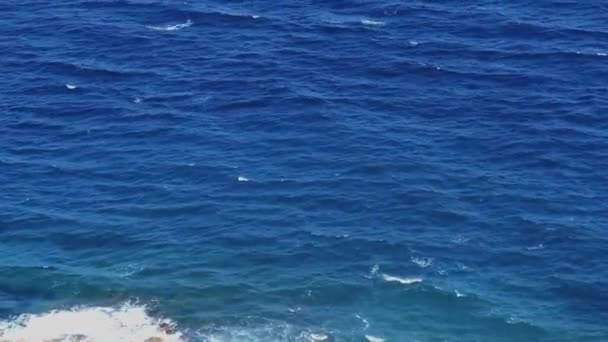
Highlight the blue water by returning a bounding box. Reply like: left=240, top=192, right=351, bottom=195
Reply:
left=1, top=1, right=608, bottom=341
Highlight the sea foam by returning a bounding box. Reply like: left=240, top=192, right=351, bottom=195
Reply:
left=365, top=335, right=385, bottom=342
left=196, top=323, right=332, bottom=342
left=411, top=256, right=433, bottom=268
left=0, top=304, right=183, bottom=342
left=361, top=19, right=384, bottom=26
left=355, top=314, right=369, bottom=330
left=147, top=20, right=192, bottom=31
left=381, top=273, right=423, bottom=285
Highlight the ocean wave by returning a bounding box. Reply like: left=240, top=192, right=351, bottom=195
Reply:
left=366, top=264, right=423, bottom=285
left=526, top=243, right=544, bottom=251
left=211, top=11, right=260, bottom=20
left=364, top=264, right=380, bottom=279
left=146, top=19, right=192, bottom=31
left=189, top=3, right=263, bottom=21
left=411, top=256, right=433, bottom=268
left=365, top=335, right=385, bottom=342
left=315, top=13, right=385, bottom=32
left=195, top=322, right=333, bottom=342
left=361, top=19, right=384, bottom=26
left=0, top=304, right=183, bottom=342
left=310, top=333, right=330, bottom=341
left=157, top=6, right=263, bottom=26
left=355, top=314, right=369, bottom=330
left=381, top=273, right=423, bottom=285
left=0, top=304, right=343, bottom=342
left=39, top=60, right=160, bottom=79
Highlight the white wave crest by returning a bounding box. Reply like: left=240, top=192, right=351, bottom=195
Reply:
left=370, top=264, right=379, bottom=274
left=197, top=324, right=331, bottom=342
left=365, top=335, right=386, bottom=342
left=310, top=333, right=329, bottom=341
left=0, top=304, right=183, bottom=342
left=411, top=256, right=433, bottom=268
left=147, top=20, right=193, bottom=31
left=365, top=264, right=380, bottom=279
left=381, top=273, right=423, bottom=285
left=237, top=176, right=249, bottom=182
left=287, top=307, right=301, bottom=313
left=361, top=19, right=384, bottom=26
left=526, top=243, right=544, bottom=251
left=355, top=314, right=369, bottom=330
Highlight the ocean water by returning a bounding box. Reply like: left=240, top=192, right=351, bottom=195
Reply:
left=1, top=0, right=607, bottom=341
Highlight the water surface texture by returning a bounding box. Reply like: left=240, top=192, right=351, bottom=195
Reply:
left=1, top=0, right=608, bottom=341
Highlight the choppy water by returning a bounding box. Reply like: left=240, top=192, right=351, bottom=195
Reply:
left=1, top=1, right=608, bottom=341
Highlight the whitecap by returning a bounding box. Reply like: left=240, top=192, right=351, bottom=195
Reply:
left=355, top=314, right=369, bottom=330
left=219, top=9, right=259, bottom=20
left=507, top=315, right=525, bottom=324
left=147, top=19, right=193, bottom=31
left=198, top=324, right=330, bottom=342
left=237, top=176, right=249, bottom=182
left=370, top=264, right=379, bottom=275
left=526, top=243, right=544, bottom=251
left=365, top=334, right=386, bottom=342
left=381, top=273, right=422, bottom=285
left=455, top=289, right=466, bottom=297
left=310, top=332, right=329, bottom=341
left=597, top=52, right=607, bottom=57
left=0, top=303, right=183, bottom=342
left=134, top=97, right=143, bottom=103
left=232, top=13, right=259, bottom=20
left=361, top=19, right=384, bottom=26
left=408, top=40, right=419, bottom=46
left=365, top=264, right=380, bottom=279
left=65, top=83, right=77, bottom=90
left=411, top=256, right=433, bottom=268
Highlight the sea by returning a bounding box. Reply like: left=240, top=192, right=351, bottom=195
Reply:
left=1, top=1, right=607, bottom=341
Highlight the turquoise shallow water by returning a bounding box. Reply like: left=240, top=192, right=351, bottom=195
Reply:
left=1, top=0, right=608, bottom=341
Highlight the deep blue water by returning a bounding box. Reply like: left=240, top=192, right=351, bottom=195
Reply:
left=1, top=0, right=608, bottom=341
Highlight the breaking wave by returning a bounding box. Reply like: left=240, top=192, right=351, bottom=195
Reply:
left=0, top=304, right=183, bottom=342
